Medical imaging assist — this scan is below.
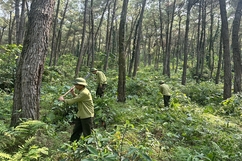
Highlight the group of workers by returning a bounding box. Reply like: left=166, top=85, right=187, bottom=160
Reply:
left=58, top=68, right=171, bottom=143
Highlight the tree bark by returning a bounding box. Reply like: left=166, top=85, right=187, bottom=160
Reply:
left=219, top=0, right=232, bottom=99
left=55, top=0, right=69, bottom=63
left=232, top=0, right=242, bottom=93
left=165, top=0, right=176, bottom=77
left=118, top=0, right=129, bottom=102
left=103, top=2, right=111, bottom=72
left=133, top=0, right=147, bottom=78
left=182, top=1, right=192, bottom=85
left=10, top=0, right=55, bottom=127
left=8, top=11, right=14, bottom=44
left=75, top=0, right=88, bottom=77
left=215, top=31, right=223, bottom=84
left=18, top=0, right=26, bottom=45
left=49, top=0, right=60, bottom=66
left=15, top=0, right=20, bottom=45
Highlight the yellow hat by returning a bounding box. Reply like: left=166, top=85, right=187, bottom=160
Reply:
left=73, top=77, right=88, bottom=86
left=90, top=68, right=97, bottom=72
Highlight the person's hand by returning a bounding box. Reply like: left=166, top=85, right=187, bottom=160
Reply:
left=58, top=96, right=64, bottom=101
left=70, top=88, right=75, bottom=95
left=70, top=88, right=77, bottom=97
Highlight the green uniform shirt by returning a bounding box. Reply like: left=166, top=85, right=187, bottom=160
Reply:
left=96, top=71, right=107, bottom=85
left=64, top=88, right=94, bottom=119
left=160, top=84, right=171, bottom=96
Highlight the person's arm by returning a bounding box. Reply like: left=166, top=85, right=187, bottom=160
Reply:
left=58, top=96, right=65, bottom=101
left=70, top=88, right=77, bottom=97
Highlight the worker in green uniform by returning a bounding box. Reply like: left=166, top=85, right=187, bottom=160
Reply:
left=58, top=77, right=94, bottom=142
left=159, top=81, right=171, bottom=107
left=90, top=68, right=107, bottom=97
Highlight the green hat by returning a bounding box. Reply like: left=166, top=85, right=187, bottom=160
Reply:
left=90, top=68, right=97, bottom=72
left=159, top=81, right=165, bottom=84
left=73, top=77, right=88, bottom=86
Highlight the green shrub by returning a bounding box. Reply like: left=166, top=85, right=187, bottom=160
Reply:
left=181, top=81, right=223, bottom=105
left=0, top=44, right=22, bottom=92
left=216, top=93, right=242, bottom=116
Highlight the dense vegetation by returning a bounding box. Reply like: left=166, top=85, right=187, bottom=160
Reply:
left=0, top=45, right=242, bottom=161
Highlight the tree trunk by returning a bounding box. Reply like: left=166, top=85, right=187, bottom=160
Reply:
left=8, top=11, right=14, bottom=44
left=195, top=0, right=201, bottom=82
left=208, top=1, right=214, bottom=77
left=104, top=0, right=117, bottom=72
left=182, top=1, right=192, bottom=85
left=49, top=0, right=60, bottom=66
left=0, top=26, right=7, bottom=44
left=10, top=0, right=55, bottom=127
left=75, top=0, right=88, bottom=77
left=56, top=0, right=69, bottom=63
left=118, top=0, right=129, bottom=102
left=219, top=0, right=232, bottom=99
left=128, top=12, right=140, bottom=77
left=15, top=0, right=20, bottom=45
left=232, top=0, right=242, bottom=93
left=199, top=0, right=206, bottom=81
left=90, top=0, right=95, bottom=68
left=133, top=0, right=146, bottom=77
left=103, top=2, right=111, bottom=71
left=175, top=14, right=182, bottom=73
left=215, top=31, right=223, bottom=84
left=158, top=0, right=165, bottom=65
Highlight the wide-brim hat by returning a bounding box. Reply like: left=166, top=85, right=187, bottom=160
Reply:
left=73, top=77, right=88, bottom=86
left=159, top=81, right=165, bottom=84
left=90, top=68, right=97, bottom=72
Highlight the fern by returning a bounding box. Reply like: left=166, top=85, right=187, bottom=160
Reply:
left=0, top=120, right=50, bottom=161
left=0, top=123, right=15, bottom=150
left=14, top=120, right=47, bottom=136
left=10, top=141, right=49, bottom=161
left=0, top=120, right=48, bottom=154
left=0, top=151, right=11, bottom=160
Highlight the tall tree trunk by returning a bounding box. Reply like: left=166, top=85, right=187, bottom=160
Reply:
left=164, top=15, right=169, bottom=75
left=62, top=21, right=73, bottom=55
left=175, top=14, right=182, bottom=73
left=182, top=0, right=192, bottom=85
left=158, top=0, right=165, bottom=65
left=103, top=2, right=111, bottom=72
left=75, top=0, right=88, bottom=77
left=10, top=0, right=55, bottom=127
left=165, top=0, right=176, bottom=77
left=94, top=0, right=109, bottom=40
left=133, top=0, right=146, bottom=77
left=147, top=36, right=152, bottom=66
left=199, top=0, right=206, bottom=81
left=215, top=31, right=223, bottom=84
left=49, top=0, right=60, bottom=66
left=15, top=0, right=20, bottom=45
left=195, top=0, right=201, bottom=82
left=104, top=0, right=117, bottom=72
left=90, top=0, right=95, bottom=68
left=55, top=0, right=69, bottom=64
left=0, top=26, right=7, bottom=44
left=219, top=0, right=232, bottom=99
left=18, top=0, right=26, bottom=45
left=8, top=11, right=13, bottom=44
left=232, top=0, right=242, bottom=93
left=208, top=1, right=214, bottom=74
left=128, top=12, right=141, bottom=77
left=118, top=0, right=129, bottom=102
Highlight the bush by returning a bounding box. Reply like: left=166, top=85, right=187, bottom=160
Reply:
left=181, top=81, right=223, bottom=105
left=216, top=93, right=242, bottom=116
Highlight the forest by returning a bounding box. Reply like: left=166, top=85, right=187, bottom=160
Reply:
left=0, top=0, right=241, bottom=160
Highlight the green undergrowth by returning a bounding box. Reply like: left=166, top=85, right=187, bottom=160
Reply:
left=0, top=54, right=242, bottom=160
